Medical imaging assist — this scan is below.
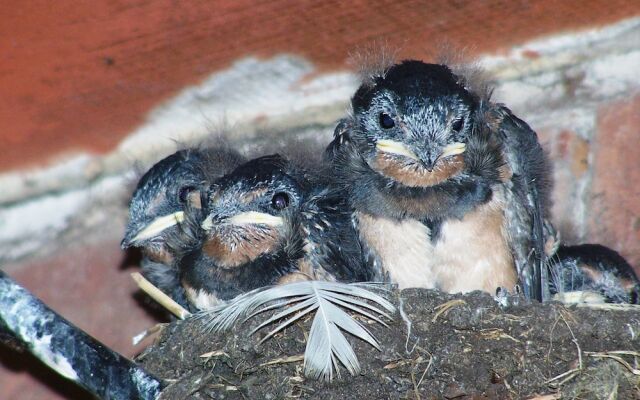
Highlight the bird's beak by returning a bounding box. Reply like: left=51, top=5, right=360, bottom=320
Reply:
left=201, top=215, right=215, bottom=231
left=440, top=142, right=466, bottom=158
left=123, top=211, right=185, bottom=247
left=377, top=140, right=466, bottom=161
left=201, top=211, right=283, bottom=230
left=230, top=212, right=283, bottom=226
left=375, top=140, right=420, bottom=161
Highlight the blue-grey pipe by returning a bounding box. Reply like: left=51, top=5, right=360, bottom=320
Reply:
left=0, top=270, right=163, bottom=400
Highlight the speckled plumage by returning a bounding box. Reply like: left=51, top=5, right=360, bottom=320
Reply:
left=548, top=244, right=640, bottom=304
left=122, top=146, right=246, bottom=310
left=327, top=60, right=551, bottom=300
left=179, top=155, right=371, bottom=309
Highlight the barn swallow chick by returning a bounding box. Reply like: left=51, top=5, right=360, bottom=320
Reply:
left=548, top=244, right=639, bottom=304
left=122, top=147, right=245, bottom=309
left=179, top=155, right=371, bottom=310
left=328, top=60, right=551, bottom=299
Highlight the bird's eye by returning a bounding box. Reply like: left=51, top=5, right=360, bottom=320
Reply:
left=271, top=192, right=290, bottom=210
left=178, top=185, right=196, bottom=204
left=452, top=118, right=464, bottom=133
left=379, top=112, right=395, bottom=129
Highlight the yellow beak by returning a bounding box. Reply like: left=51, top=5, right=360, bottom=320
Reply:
left=440, top=142, right=466, bottom=158
left=201, top=211, right=283, bottom=230
left=377, top=140, right=466, bottom=162
left=131, top=211, right=185, bottom=242
left=375, top=140, right=419, bottom=160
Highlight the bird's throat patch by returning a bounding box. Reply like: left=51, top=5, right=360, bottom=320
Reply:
left=202, top=226, right=281, bottom=269
left=372, top=153, right=465, bottom=187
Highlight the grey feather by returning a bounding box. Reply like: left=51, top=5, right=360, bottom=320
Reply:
left=196, top=280, right=396, bottom=380
left=194, top=286, right=266, bottom=332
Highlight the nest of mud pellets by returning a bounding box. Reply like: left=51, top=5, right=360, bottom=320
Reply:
left=137, top=289, right=640, bottom=399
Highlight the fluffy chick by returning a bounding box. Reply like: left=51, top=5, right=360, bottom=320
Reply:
left=548, top=244, right=639, bottom=304
left=328, top=60, right=550, bottom=300
left=122, top=147, right=245, bottom=309
left=179, top=154, right=371, bottom=309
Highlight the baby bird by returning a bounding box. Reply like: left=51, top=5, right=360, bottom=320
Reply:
left=548, top=244, right=639, bottom=304
left=179, top=154, right=371, bottom=309
left=328, top=60, right=551, bottom=300
left=121, top=147, right=245, bottom=309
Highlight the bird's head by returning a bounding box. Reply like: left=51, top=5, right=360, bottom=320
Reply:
left=121, top=149, right=207, bottom=259
left=199, top=155, right=306, bottom=269
left=350, top=60, right=480, bottom=187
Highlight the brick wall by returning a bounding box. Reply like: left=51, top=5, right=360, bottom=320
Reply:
left=1, top=2, right=639, bottom=398
left=1, top=0, right=637, bottom=172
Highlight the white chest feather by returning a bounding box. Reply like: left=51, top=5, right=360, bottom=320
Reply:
left=356, top=212, right=438, bottom=289
left=433, top=196, right=516, bottom=294
left=355, top=191, right=516, bottom=294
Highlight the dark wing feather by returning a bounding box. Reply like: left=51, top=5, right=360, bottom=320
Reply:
left=324, top=119, right=353, bottom=162
left=302, top=187, right=373, bottom=283
left=488, top=104, right=552, bottom=301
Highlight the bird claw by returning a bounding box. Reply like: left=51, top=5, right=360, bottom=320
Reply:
left=494, top=285, right=524, bottom=308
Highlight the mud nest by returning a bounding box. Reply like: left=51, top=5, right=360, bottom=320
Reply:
left=137, top=289, right=640, bottom=399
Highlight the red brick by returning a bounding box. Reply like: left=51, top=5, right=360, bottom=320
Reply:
left=0, top=239, right=159, bottom=400
left=588, top=94, right=640, bottom=269
left=538, top=128, right=591, bottom=240
left=1, top=1, right=638, bottom=171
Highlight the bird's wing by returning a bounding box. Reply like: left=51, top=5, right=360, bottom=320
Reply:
left=324, top=118, right=353, bottom=162
left=299, top=187, right=371, bottom=283
left=488, top=104, right=552, bottom=301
